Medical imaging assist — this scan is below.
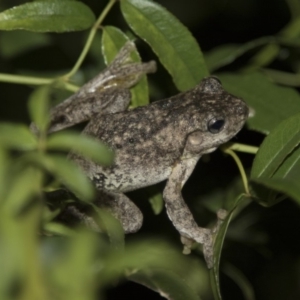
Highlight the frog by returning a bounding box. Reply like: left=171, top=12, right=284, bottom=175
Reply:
left=42, top=42, right=249, bottom=268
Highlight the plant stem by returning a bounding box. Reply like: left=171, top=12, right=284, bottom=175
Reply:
left=63, top=0, right=117, bottom=79
left=0, top=73, right=52, bottom=85
left=224, top=142, right=258, bottom=154
left=222, top=147, right=250, bottom=195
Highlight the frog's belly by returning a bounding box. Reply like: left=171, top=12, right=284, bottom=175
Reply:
left=100, top=164, right=173, bottom=193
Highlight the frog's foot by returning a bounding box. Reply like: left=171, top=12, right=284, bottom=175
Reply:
left=180, top=209, right=228, bottom=268
left=212, top=209, right=228, bottom=233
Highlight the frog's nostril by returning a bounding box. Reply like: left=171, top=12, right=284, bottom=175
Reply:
left=235, top=103, right=249, bottom=117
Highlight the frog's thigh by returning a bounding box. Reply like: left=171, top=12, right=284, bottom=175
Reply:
left=96, top=191, right=143, bottom=233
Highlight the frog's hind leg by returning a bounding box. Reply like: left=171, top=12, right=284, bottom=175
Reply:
left=95, top=190, right=143, bottom=233
left=52, top=189, right=143, bottom=233
left=42, top=41, right=156, bottom=134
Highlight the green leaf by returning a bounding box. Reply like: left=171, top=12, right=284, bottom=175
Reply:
left=121, top=0, right=208, bottom=91
left=0, top=123, right=37, bottom=150
left=205, top=35, right=300, bottom=73
left=0, top=0, right=95, bottom=32
left=102, top=240, right=192, bottom=286
left=46, top=155, right=95, bottom=201
left=272, top=144, right=300, bottom=180
left=210, top=195, right=246, bottom=300
left=1, top=167, right=42, bottom=214
left=102, top=26, right=150, bottom=107
left=251, top=116, right=300, bottom=206
left=47, top=131, right=114, bottom=166
left=205, top=44, right=241, bottom=72
left=128, top=269, right=201, bottom=300
left=251, top=112, right=300, bottom=179
left=93, top=208, right=125, bottom=251
left=43, top=222, right=75, bottom=237
left=223, top=264, right=255, bottom=300
left=28, top=85, right=51, bottom=133
left=0, top=149, right=9, bottom=200
left=205, top=37, right=275, bottom=72
left=218, top=72, right=300, bottom=134
left=0, top=193, right=46, bottom=299
left=49, top=230, right=98, bottom=300
left=0, top=31, right=51, bottom=58
left=148, top=192, right=164, bottom=215
left=247, top=17, right=300, bottom=70
left=23, top=153, right=95, bottom=201
left=251, top=177, right=300, bottom=206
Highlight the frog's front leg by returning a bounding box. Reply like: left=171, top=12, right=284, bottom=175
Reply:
left=163, top=132, right=227, bottom=268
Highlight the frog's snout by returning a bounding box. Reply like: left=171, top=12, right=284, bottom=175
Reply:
left=237, top=102, right=249, bottom=119
left=231, top=97, right=249, bottom=121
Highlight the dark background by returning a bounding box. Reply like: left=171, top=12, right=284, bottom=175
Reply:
left=1, top=1, right=300, bottom=300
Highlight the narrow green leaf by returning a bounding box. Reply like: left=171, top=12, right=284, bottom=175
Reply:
left=148, top=192, right=163, bottom=215
left=47, top=131, right=114, bottom=166
left=2, top=167, right=42, bottom=215
left=272, top=145, right=300, bottom=179
left=129, top=269, right=201, bottom=300
left=0, top=149, right=9, bottom=200
left=102, top=26, right=150, bottom=107
left=206, top=35, right=300, bottom=73
left=210, top=195, right=246, bottom=300
left=285, top=0, right=300, bottom=19
left=47, top=155, right=95, bottom=201
left=43, top=222, right=75, bottom=237
left=28, top=85, right=51, bottom=133
left=0, top=31, right=51, bottom=58
left=0, top=197, right=46, bottom=299
left=205, top=37, right=275, bottom=72
left=23, top=153, right=95, bottom=201
left=248, top=17, right=300, bottom=70
left=0, top=123, right=37, bottom=150
left=93, top=208, right=125, bottom=251
left=251, top=139, right=300, bottom=206
left=0, top=0, right=95, bottom=32
left=102, top=240, right=190, bottom=286
left=102, top=26, right=135, bottom=65
left=205, top=44, right=241, bottom=72
left=223, top=264, right=255, bottom=300
left=49, top=230, right=98, bottom=300
left=218, top=72, right=300, bottom=134
left=251, top=177, right=300, bottom=206
left=121, top=0, right=208, bottom=91
left=251, top=112, right=300, bottom=179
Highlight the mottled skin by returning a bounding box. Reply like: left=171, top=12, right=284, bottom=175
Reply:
left=46, top=42, right=249, bottom=268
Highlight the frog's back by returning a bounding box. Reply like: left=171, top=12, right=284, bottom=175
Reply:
left=76, top=101, right=188, bottom=192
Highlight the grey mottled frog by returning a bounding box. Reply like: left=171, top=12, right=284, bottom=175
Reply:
left=44, top=42, right=249, bottom=268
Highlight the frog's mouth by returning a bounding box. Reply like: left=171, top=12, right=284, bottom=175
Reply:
left=201, top=147, right=217, bottom=155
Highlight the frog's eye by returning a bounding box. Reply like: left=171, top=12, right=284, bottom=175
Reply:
left=208, top=118, right=225, bottom=133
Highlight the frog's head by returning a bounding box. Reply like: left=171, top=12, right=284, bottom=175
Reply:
left=185, top=76, right=249, bottom=155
